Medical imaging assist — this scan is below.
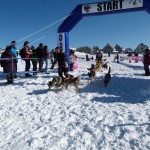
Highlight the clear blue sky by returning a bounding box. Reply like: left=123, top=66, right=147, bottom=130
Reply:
left=0, top=0, right=150, bottom=50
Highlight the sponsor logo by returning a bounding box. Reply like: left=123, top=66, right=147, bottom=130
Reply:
left=129, top=0, right=142, bottom=6
left=83, top=5, right=91, bottom=12
left=58, top=33, right=64, bottom=50
left=59, top=34, right=63, bottom=41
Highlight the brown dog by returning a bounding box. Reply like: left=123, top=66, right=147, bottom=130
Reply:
left=87, top=64, right=96, bottom=81
left=48, top=76, right=64, bottom=90
left=48, top=75, right=81, bottom=90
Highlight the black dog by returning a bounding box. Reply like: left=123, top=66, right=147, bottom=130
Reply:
left=104, top=67, right=111, bottom=87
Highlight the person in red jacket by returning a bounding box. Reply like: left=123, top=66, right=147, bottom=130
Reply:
left=143, top=48, right=150, bottom=76
left=24, top=41, right=32, bottom=77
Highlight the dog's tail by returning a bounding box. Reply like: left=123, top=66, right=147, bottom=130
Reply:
left=108, top=67, right=111, bottom=74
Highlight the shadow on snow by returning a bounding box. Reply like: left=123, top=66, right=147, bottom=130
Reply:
left=80, top=76, right=150, bottom=104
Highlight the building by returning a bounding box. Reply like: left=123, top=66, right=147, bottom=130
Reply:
left=70, top=47, right=76, bottom=51
left=102, top=43, right=116, bottom=54
left=134, top=43, right=148, bottom=53
left=124, top=48, right=134, bottom=53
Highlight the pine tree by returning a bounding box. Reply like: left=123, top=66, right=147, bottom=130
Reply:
left=76, top=46, right=92, bottom=54
left=92, top=45, right=100, bottom=54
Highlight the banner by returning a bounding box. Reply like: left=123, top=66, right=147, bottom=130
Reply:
left=82, top=0, right=143, bottom=14
left=120, top=56, right=143, bottom=61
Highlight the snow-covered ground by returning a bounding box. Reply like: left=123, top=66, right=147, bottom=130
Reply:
left=0, top=53, right=150, bottom=150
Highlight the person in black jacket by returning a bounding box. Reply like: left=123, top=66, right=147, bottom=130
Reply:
left=1, top=46, right=17, bottom=83
left=143, top=48, right=150, bottom=76
left=30, top=49, right=38, bottom=75
left=36, top=43, right=44, bottom=71
left=55, top=47, right=69, bottom=78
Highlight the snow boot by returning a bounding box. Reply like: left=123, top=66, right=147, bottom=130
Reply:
left=7, top=73, right=14, bottom=84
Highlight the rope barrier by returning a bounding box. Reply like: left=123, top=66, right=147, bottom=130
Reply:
left=0, top=70, right=41, bottom=75
left=0, top=58, right=43, bottom=60
left=0, top=57, right=50, bottom=75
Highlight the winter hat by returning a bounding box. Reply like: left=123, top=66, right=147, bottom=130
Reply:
left=39, top=43, right=43, bottom=47
left=44, top=45, right=48, bottom=49
left=55, top=46, right=61, bottom=50
left=24, top=41, right=29, bottom=46
left=11, top=41, right=17, bottom=44
left=6, top=45, right=11, bottom=51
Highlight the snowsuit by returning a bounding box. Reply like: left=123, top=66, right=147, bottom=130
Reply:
left=56, top=52, right=68, bottom=78
left=96, top=52, right=102, bottom=62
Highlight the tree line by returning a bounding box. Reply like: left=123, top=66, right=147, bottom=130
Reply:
left=76, top=46, right=100, bottom=54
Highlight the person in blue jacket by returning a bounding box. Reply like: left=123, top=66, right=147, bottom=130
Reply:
left=11, top=41, right=18, bottom=77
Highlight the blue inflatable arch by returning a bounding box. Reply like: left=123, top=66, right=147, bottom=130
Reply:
left=57, top=0, right=150, bottom=70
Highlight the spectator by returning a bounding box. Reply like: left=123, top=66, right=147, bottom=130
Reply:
left=1, top=46, right=17, bottom=83
left=86, top=53, right=90, bottom=61
left=143, top=48, right=150, bottom=76
left=50, top=49, right=57, bottom=69
left=11, top=41, right=18, bottom=78
left=115, top=54, right=119, bottom=63
left=36, top=43, right=44, bottom=71
left=43, top=45, right=50, bottom=74
left=30, top=49, right=38, bottom=75
left=108, top=52, right=110, bottom=57
left=23, top=41, right=32, bottom=77
left=50, top=50, right=54, bottom=65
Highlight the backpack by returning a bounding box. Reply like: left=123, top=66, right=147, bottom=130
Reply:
left=20, top=48, right=26, bottom=58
